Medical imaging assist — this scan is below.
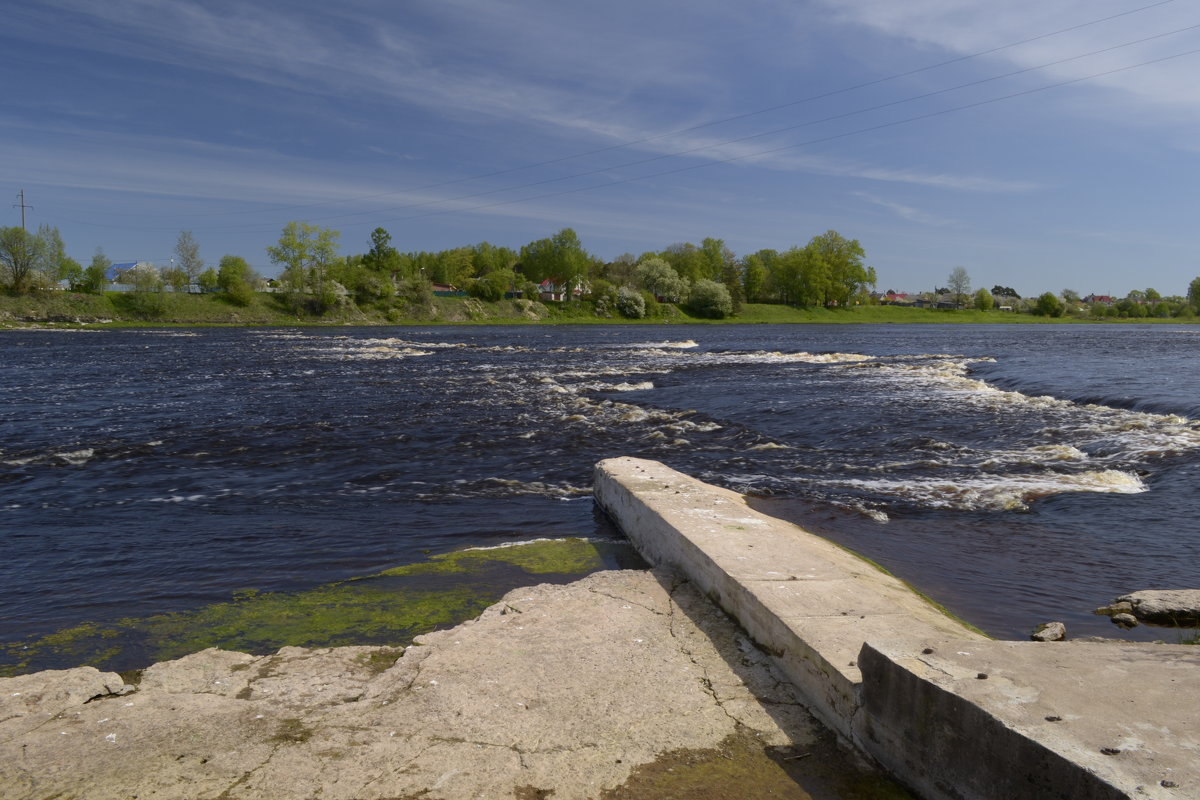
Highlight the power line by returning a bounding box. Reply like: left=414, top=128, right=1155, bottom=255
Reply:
left=91, top=0, right=1183, bottom=224
left=13, top=189, right=32, bottom=231
left=193, top=20, right=1200, bottom=232
left=383, top=45, right=1200, bottom=226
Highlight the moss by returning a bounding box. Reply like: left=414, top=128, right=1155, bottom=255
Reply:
left=824, top=541, right=990, bottom=639
left=377, top=537, right=606, bottom=578
left=270, top=717, right=314, bottom=745
left=354, top=647, right=406, bottom=675
left=600, top=727, right=915, bottom=800
left=0, top=538, right=640, bottom=677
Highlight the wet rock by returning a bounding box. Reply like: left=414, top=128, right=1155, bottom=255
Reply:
left=1094, top=600, right=1134, bottom=617
left=1031, top=622, right=1066, bottom=642
left=0, top=570, right=846, bottom=800
left=1115, top=589, right=1200, bottom=626
left=1111, top=613, right=1139, bottom=629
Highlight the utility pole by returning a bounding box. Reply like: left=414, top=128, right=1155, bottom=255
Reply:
left=13, top=189, right=32, bottom=231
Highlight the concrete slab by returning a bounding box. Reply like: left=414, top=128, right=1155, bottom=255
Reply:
left=0, top=570, right=907, bottom=800
left=593, top=457, right=1200, bottom=800
left=859, top=640, right=1200, bottom=800
left=593, top=456, right=986, bottom=741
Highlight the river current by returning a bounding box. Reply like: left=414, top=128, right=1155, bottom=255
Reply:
left=3, top=324, right=1198, bottom=655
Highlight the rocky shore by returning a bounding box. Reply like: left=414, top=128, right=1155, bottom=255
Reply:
left=0, top=569, right=904, bottom=800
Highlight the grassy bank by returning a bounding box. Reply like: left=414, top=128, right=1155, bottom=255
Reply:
left=1, top=290, right=1194, bottom=327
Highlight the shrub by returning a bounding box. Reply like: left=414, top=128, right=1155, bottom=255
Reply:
left=615, top=286, right=646, bottom=318
left=590, top=279, right=619, bottom=317
left=466, top=269, right=513, bottom=302
left=225, top=280, right=255, bottom=307
left=1033, top=292, right=1064, bottom=317
left=687, top=279, right=733, bottom=319
left=119, top=290, right=168, bottom=319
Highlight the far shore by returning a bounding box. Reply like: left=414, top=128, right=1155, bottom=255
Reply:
left=1, top=290, right=1196, bottom=328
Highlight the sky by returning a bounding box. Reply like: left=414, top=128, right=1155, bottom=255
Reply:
left=3, top=0, right=1199, bottom=296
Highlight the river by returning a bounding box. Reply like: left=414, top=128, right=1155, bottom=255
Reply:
left=3, top=323, right=1198, bottom=669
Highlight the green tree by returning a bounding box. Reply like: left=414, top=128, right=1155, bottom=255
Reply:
left=634, top=258, right=688, bottom=302
left=947, top=267, right=971, bottom=309
left=58, top=257, right=84, bottom=289
left=1187, top=276, right=1200, bottom=311
left=217, top=255, right=256, bottom=288
left=802, top=231, right=873, bottom=306
left=660, top=242, right=705, bottom=284
left=162, top=266, right=190, bottom=291
left=699, top=238, right=733, bottom=282
left=175, top=231, right=204, bottom=285
left=37, top=224, right=75, bottom=284
left=742, top=252, right=769, bottom=303
left=767, top=247, right=805, bottom=305
left=197, top=267, right=219, bottom=292
left=601, top=253, right=638, bottom=287
left=218, top=255, right=259, bottom=306
left=0, top=226, right=47, bottom=293
left=471, top=241, right=518, bottom=276
left=467, top=268, right=516, bottom=301
left=518, top=228, right=591, bottom=284
left=81, top=249, right=111, bottom=293
left=974, top=288, right=995, bottom=311
left=697, top=238, right=743, bottom=313
left=362, top=227, right=403, bottom=277
left=1034, top=292, right=1065, bottom=317
left=688, top=279, right=733, bottom=318
left=268, top=222, right=341, bottom=310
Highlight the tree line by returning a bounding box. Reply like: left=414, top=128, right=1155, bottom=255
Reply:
left=0, top=221, right=875, bottom=320
left=919, top=266, right=1200, bottom=319
left=265, top=222, right=877, bottom=319
left=0, top=225, right=260, bottom=306
left=9, top=219, right=1199, bottom=321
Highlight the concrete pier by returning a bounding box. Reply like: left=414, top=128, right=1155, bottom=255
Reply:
left=594, top=457, right=1199, bottom=800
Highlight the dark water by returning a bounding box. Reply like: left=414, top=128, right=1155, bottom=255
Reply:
left=3, top=324, right=1198, bottom=651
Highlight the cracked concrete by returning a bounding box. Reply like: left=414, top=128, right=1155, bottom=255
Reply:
left=594, top=457, right=1200, bottom=800
left=0, top=569, right=876, bottom=800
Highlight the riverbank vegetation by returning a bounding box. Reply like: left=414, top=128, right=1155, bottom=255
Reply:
left=3, top=221, right=1199, bottom=326
left=4, top=290, right=1197, bottom=328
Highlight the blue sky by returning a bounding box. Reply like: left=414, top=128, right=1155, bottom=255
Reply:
left=3, top=0, right=1199, bottom=296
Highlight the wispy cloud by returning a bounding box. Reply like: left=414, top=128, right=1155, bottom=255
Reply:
left=852, top=191, right=959, bottom=226
left=9, top=1, right=731, bottom=134
left=808, top=0, right=1200, bottom=125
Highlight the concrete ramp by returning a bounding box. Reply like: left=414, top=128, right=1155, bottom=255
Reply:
left=594, top=457, right=1198, bottom=800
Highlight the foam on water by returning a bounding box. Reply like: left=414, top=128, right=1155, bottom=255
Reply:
left=835, top=469, right=1146, bottom=511
left=613, top=339, right=698, bottom=349
left=55, top=449, right=94, bottom=466
left=6, top=324, right=1200, bottom=649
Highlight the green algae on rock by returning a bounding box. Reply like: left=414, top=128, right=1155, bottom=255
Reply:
left=0, top=537, right=641, bottom=677
left=600, top=727, right=916, bottom=800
